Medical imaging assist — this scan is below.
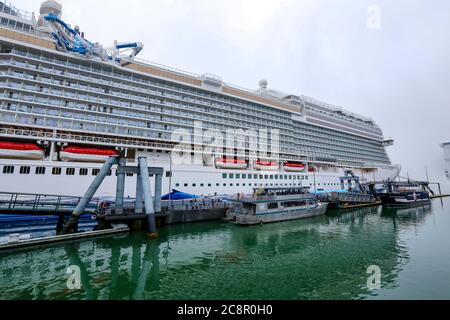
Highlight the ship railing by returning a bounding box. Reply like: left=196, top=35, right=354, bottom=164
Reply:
left=0, top=128, right=176, bottom=150
left=128, top=57, right=200, bottom=79
left=0, top=0, right=35, bottom=22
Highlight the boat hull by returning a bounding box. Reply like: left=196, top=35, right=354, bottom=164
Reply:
left=0, top=149, right=44, bottom=160
left=60, top=152, right=112, bottom=163
left=234, top=203, right=328, bottom=225
left=380, top=192, right=431, bottom=208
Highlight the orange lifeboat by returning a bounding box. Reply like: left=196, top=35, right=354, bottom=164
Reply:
left=215, top=157, right=248, bottom=170
left=283, top=162, right=306, bottom=172
left=60, top=146, right=118, bottom=163
left=254, top=159, right=279, bottom=171
left=0, top=141, right=44, bottom=160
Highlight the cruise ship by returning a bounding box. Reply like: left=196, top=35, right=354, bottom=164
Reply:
left=0, top=0, right=400, bottom=197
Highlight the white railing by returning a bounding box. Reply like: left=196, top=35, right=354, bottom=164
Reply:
left=0, top=0, right=36, bottom=23
left=128, top=57, right=200, bottom=79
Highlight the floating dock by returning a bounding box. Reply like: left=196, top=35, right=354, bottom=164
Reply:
left=0, top=224, right=129, bottom=252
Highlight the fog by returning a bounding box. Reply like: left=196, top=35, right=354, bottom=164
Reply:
left=14, top=0, right=450, bottom=191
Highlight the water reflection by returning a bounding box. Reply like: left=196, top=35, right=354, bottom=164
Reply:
left=0, top=201, right=441, bottom=300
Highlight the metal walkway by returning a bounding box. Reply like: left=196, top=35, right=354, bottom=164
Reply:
left=0, top=192, right=100, bottom=215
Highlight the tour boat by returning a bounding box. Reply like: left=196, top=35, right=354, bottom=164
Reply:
left=215, top=157, right=248, bottom=170
left=60, top=146, right=119, bottom=163
left=0, top=141, right=44, bottom=160
left=380, top=181, right=431, bottom=208
left=226, top=187, right=329, bottom=225
left=254, top=159, right=279, bottom=171
left=283, top=162, right=306, bottom=172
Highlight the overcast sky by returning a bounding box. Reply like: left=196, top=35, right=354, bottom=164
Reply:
left=14, top=0, right=450, bottom=189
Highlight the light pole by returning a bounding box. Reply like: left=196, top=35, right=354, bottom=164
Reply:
left=310, top=164, right=318, bottom=194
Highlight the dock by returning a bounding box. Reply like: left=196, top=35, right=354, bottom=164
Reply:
left=0, top=224, right=129, bottom=252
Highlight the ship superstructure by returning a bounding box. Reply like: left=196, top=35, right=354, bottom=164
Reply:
left=0, top=0, right=400, bottom=197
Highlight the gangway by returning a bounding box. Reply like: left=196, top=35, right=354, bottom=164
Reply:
left=0, top=192, right=100, bottom=215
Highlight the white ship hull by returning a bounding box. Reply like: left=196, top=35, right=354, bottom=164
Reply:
left=0, top=156, right=401, bottom=198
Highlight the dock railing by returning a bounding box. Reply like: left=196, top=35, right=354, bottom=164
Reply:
left=0, top=192, right=100, bottom=214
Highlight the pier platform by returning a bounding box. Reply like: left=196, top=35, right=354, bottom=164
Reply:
left=0, top=224, right=129, bottom=252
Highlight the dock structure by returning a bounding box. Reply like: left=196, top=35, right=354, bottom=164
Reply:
left=0, top=192, right=99, bottom=215
left=0, top=155, right=164, bottom=244
left=58, top=156, right=163, bottom=239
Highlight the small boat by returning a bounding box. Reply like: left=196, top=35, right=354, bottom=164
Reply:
left=60, top=146, right=118, bottom=163
left=254, top=159, right=279, bottom=171
left=379, top=181, right=431, bottom=208
left=283, top=162, right=306, bottom=172
left=215, top=157, right=248, bottom=170
left=0, top=141, right=44, bottom=160
left=226, top=187, right=328, bottom=225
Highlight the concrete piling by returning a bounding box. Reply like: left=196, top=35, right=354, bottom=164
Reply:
left=138, top=157, right=158, bottom=239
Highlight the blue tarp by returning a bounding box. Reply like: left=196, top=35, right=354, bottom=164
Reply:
left=161, top=190, right=200, bottom=200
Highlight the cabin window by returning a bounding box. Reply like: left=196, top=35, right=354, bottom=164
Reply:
left=265, top=175, right=269, bottom=179
left=126, top=173, right=134, bottom=177
left=66, top=168, right=75, bottom=176
left=236, top=174, right=240, bottom=179
left=79, top=168, right=88, bottom=176
left=216, top=183, right=220, bottom=187
left=259, top=175, right=263, bottom=179
left=107, top=170, right=112, bottom=176
left=20, top=166, right=31, bottom=175
left=184, top=183, right=188, bottom=187
left=208, top=184, right=212, bottom=187
left=52, top=167, right=62, bottom=175
left=222, top=173, right=227, bottom=179
left=229, top=174, right=234, bottom=179
left=175, top=183, right=180, bottom=187
left=270, top=175, right=274, bottom=179
left=192, top=184, right=196, bottom=187
left=92, top=169, right=100, bottom=176
left=242, top=174, right=246, bottom=179
left=35, top=167, right=46, bottom=175
left=166, top=171, right=172, bottom=178
left=268, top=203, right=278, bottom=209
left=223, top=183, right=226, bottom=187
left=3, top=166, right=14, bottom=174
left=200, top=183, right=204, bottom=187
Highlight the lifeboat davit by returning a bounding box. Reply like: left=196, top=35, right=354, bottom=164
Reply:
left=254, top=159, right=279, bottom=171
left=215, top=157, right=248, bottom=170
left=0, top=141, right=44, bottom=160
left=284, top=162, right=306, bottom=172
left=60, top=146, right=119, bottom=163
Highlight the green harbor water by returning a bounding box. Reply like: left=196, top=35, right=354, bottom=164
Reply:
left=1, top=198, right=450, bottom=300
